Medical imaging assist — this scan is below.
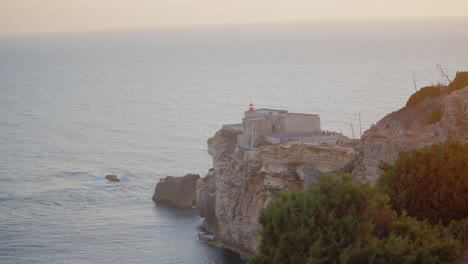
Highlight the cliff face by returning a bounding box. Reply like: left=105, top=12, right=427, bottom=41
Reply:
left=197, top=129, right=353, bottom=255
left=352, top=87, right=468, bottom=183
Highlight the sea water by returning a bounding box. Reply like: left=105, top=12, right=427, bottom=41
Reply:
left=0, top=18, right=467, bottom=263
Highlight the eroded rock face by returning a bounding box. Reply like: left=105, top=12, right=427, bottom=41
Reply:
left=153, top=174, right=200, bottom=208
left=197, top=129, right=353, bottom=255
left=352, top=87, right=468, bottom=183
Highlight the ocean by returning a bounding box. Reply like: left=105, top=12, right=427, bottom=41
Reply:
left=0, top=18, right=467, bottom=263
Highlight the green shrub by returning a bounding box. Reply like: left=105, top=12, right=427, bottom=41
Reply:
left=249, top=173, right=461, bottom=264
left=428, top=108, right=443, bottom=124
left=378, top=140, right=468, bottom=225
left=445, top=218, right=468, bottom=244
left=448, top=71, right=468, bottom=94
left=406, top=86, right=440, bottom=107
left=344, top=213, right=460, bottom=264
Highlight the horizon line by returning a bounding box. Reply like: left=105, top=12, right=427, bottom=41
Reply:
left=1, top=15, right=468, bottom=38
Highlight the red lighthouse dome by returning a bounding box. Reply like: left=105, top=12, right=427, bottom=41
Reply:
left=249, top=103, right=254, bottom=111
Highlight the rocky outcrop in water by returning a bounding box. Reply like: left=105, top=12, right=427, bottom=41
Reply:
left=153, top=174, right=200, bottom=208
left=197, top=129, right=353, bottom=255
left=352, top=86, right=468, bottom=183
left=105, top=174, right=120, bottom=182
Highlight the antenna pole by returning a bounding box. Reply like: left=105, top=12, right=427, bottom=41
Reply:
left=359, top=113, right=362, bottom=138
left=412, top=70, right=417, bottom=92
left=350, top=123, right=356, bottom=155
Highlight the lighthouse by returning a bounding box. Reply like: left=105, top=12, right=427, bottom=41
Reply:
left=249, top=103, right=254, bottom=112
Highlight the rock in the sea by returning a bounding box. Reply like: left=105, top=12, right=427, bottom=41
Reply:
left=153, top=174, right=200, bottom=208
left=105, top=174, right=120, bottom=182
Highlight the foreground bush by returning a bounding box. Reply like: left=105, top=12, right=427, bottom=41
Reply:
left=249, top=173, right=460, bottom=264
left=346, top=213, right=460, bottom=264
left=446, top=218, right=468, bottom=245
left=378, top=140, right=468, bottom=225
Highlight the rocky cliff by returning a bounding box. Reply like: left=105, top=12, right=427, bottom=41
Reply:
left=352, top=86, right=468, bottom=183
left=153, top=174, right=200, bottom=208
left=197, top=129, right=353, bottom=255
left=195, top=84, right=467, bottom=256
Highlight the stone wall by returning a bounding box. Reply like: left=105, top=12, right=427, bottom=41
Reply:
left=244, top=109, right=286, bottom=118
left=242, top=117, right=275, bottom=147
left=241, top=113, right=321, bottom=147
left=285, top=114, right=321, bottom=133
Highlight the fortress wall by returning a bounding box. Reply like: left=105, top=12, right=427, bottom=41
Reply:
left=237, top=134, right=250, bottom=148
left=240, top=110, right=321, bottom=147
left=284, top=114, right=321, bottom=133
left=244, top=109, right=285, bottom=119
left=243, top=118, right=273, bottom=135
left=243, top=118, right=274, bottom=147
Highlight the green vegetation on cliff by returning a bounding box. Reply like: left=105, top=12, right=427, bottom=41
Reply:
left=249, top=173, right=461, bottom=264
left=406, top=71, right=468, bottom=108
left=406, top=85, right=440, bottom=107
left=378, top=140, right=468, bottom=225
left=448, top=71, right=468, bottom=94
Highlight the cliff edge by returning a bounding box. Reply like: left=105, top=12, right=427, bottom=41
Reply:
left=352, top=86, right=468, bottom=182
left=197, top=129, right=353, bottom=255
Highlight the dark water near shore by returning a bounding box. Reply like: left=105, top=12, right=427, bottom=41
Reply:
left=0, top=170, right=243, bottom=263
left=1, top=18, right=467, bottom=263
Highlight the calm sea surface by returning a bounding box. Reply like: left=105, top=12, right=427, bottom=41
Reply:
left=1, top=18, right=467, bottom=263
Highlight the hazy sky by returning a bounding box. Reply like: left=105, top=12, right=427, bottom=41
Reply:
left=1, top=0, right=468, bottom=35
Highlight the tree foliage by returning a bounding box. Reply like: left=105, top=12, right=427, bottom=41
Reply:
left=378, top=140, right=468, bottom=225
left=249, top=173, right=460, bottom=264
